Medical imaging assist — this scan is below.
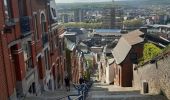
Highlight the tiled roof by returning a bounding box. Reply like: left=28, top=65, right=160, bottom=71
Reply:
left=112, top=30, right=144, bottom=64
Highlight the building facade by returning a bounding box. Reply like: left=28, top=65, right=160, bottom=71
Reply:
left=112, top=30, right=144, bottom=87
left=0, top=0, right=66, bottom=99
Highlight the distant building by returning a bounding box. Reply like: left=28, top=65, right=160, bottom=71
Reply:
left=91, top=29, right=122, bottom=46
left=0, top=0, right=65, bottom=99
left=102, top=8, right=115, bottom=29
left=62, top=14, right=69, bottom=23
left=102, top=6, right=123, bottom=29
left=74, top=9, right=85, bottom=22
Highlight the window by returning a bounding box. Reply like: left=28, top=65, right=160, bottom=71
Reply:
left=41, top=14, right=46, bottom=33
left=22, top=42, right=32, bottom=72
left=33, top=14, right=39, bottom=41
left=3, top=0, right=13, bottom=21
left=56, top=36, right=59, bottom=47
left=44, top=49, right=49, bottom=70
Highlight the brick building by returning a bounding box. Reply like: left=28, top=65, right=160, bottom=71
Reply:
left=112, top=30, right=144, bottom=87
left=0, top=0, right=65, bottom=99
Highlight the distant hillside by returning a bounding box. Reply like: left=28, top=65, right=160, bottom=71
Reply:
left=56, top=2, right=114, bottom=9
left=115, top=0, right=170, bottom=6
left=56, top=0, right=170, bottom=9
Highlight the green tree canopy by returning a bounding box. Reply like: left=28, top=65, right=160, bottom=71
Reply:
left=141, top=43, right=162, bottom=63
left=63, top=22, right=102, bottom=29
left=123, top=19, right=143, bottom=28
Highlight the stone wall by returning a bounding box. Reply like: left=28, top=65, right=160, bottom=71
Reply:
left=133, top=55, right=170, bottom=99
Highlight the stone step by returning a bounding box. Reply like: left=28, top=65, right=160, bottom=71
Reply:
left=88, top=90, right=140, bottom=95
left=87, top=94, right=167, bottom=100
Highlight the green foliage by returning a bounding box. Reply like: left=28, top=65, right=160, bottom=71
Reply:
left=83, top=70, right=90, bottom=81
left=123, top=19, right=143, bottom=28
left=82, top=59, right=93, bottom=81
left=140, top=43, right=162, bottom=64
left=86, top=59, right=93, bottom=69
left=63, top=22, right=102, bottom=29
left=56, top=2, right=115, bottom=9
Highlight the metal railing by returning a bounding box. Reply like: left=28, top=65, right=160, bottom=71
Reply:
left=56, top=81, right=92, bottom=100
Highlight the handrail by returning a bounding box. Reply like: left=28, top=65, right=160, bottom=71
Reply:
left=56, top=82, right=93, bottom=100
left=72, top=95, right=83, bottom=100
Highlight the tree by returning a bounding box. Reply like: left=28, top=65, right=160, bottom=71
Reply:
left=123, top=19, right=143, bottom=28
left=140, top=43, right=162, bottom=63
left=63, top=22, right=102, bottom=29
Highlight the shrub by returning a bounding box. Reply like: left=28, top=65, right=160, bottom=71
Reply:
left=139, top=43, right=162, bottom=64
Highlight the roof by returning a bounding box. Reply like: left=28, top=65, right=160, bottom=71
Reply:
left=112, top=30, right=144, bottom=64
left=93, top=29, right=122, bottom=36
left=91, top=46, right=103, bottom=54
left=122, top=30, right=144, bottom=45
left=67, top=28, right=84, bottom=34
left=65, top=32, right=77, bottom=35
left=79, top=42, right=88, bottom=47
left=95, top=29, right=121, bottom=33
left=148, top=24, right=170, bottom=28
left=66, top=38, right=76, bottom=51
left=112, top=38, right=132, bottom=64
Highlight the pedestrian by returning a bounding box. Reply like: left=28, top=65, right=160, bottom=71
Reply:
left=64, top=74, right=70, bottom=91
left=79, top=76, right=84, bottom=85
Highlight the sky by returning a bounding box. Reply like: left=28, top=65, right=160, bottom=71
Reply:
left=55, top=0, right=121, bottom=3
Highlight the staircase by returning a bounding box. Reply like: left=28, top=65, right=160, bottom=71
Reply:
left=24, top=87, right=79, bottom=100
left=87, top=82, right=168, bottom=100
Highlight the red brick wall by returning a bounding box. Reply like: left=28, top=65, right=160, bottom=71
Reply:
left=31, top=0, right=48, bottom=55
left=121, top=57, right=133, bottom=87
left=0, top=34, right=8, bottom=100
left=4, top=0, right=21, bottom=43
left=0, top=33, right=16, bottom=97
left=121, top=44, right=143, bottom=87
left=114, top=44, right=144, bottom=87
left=12, top=44, right=26, bottom=81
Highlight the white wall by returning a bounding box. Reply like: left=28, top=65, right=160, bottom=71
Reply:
left=106, top=64, right=114, bottom=84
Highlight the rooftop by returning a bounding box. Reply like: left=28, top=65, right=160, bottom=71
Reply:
left=94, top=29, right=121, bottom=33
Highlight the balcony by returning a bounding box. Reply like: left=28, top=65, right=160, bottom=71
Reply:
left=42, top=32, right=49, bottom=46
left=20, top=16, right=31, bottom=37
